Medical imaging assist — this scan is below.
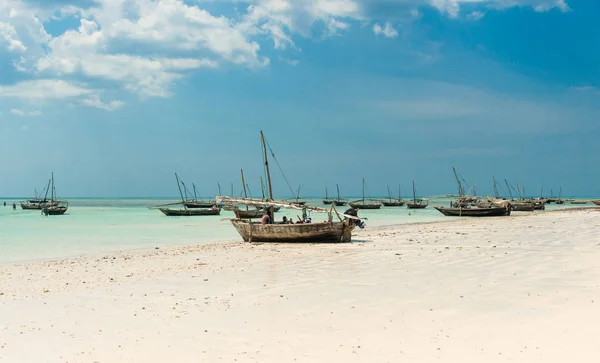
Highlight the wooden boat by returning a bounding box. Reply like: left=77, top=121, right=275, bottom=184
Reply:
left=406, top=180, right=428, bottom=209
left=510, top=201, right=535, bottom=211
left=381, top=184, right=405, bottom=207
left=322, top=187, right=334, bottom=205
left=333, top=184, right=347, bottom=206
left=592, top=200, right=600, bottom=206
left=570, top=200, right=588, bottom=205
left=20, top=179, right=58, bottom=210
left=159, top=208, right=219, bottom=216
left=185, top=201, right=216, bottom=208
left=40, top=173, right=68, bottom=215
left=349, top=178, right=381, bottom=209
left=217, top=131, right=358, bottom=243
left=434, top=205, right=511, bottom=217
left=153, top=173, right=221, bottom=216
left=233, top=169, right=266, bottom=219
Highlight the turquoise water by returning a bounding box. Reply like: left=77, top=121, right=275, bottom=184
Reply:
left=0, top=197, right=597, bottom=264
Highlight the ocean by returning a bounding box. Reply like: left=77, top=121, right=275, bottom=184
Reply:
left=0, top=197, right=596, bottom=264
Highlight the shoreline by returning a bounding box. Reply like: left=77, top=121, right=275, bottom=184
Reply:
left=2, top=208, right=600, bottom=362
left=2, top=206, right=598, bottom=267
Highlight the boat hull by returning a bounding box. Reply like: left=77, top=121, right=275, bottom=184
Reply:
left=333, top=200, right=347, bottom=206
left=160, top=208, right=220, bottom=216
left=45, top=206, right=68, bottom=215
left=234, top=209, right=265, bottom=219
left=511, top=202, right=535, bottom=211
left=230, top=220, right=354, bottom=243
left=434, top=206, right=510, bottom=217
left=322, top=199, right=334, bottom=205
left=381, top=201, right=405, bottom=207
left=349, top=203, right=381, bottom=209
left=593, top=200, right=600, bottom=206
left=185, top=201, right=216, bottom=208
left=406, top=203, right=428, bottom=209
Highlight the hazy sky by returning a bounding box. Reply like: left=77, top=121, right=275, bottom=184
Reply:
left=1, top=0, right=598, bottom=198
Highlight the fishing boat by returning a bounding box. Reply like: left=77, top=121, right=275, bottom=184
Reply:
left=434, top=204, right=511, bottom=217
left=322, top=187, right=334, bottom=205
left=233, top=169, right=266, bottom=219
left=333, top=184, right=347, bottom=206
left=381, top=184, right=405, bottom=207
left=217, top=131, right=359, bottom=243
left=181, top=182, right=216, bottom=208
left=20, top=179, right=58, bottom=210
left=349, top=179, right=381, bottom=209
left=406, top=181, right=428, bottom=209
left=434, top=168, right=510, bottom=217
left=592, top=200, right=600, bottom=206
left=555, top=187, right=564, bottom=204
left=510, top=201, right=535, bottom=211
left=40, top=173, right=68, bottom=215
left=570, top=200, right=589, bottom=205
left=153, top=173, right=220, bottom=216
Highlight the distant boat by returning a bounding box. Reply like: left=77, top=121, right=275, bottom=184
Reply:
left=233, top=169, right=267, bottom=219
left=20, top=179, right=59, bottom=210
left=570, top=200, right=589, bottom=205
left=41, top=173, right=68, bottom=215
left=406, top=180, right=428, bottom=209
left=592, top=200, right=600, bottom=206
left=349, top=178, right=381, bottom=209
left=381, top=184, right=404, bottom=207
left=322, top=187, right=334, bottom=205
left=154, top=173, right=220, bottom=216
left=159, top=208, right=219, bottom=216
left=333, top=184, right=347, bottom=206
left=183, top=182, right=216, bottom=208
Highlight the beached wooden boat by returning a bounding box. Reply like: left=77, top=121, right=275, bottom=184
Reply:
left=570, top=200, right=588, bottom=205
left=381, top=184, right=405, bottom=207
left=185, top=201, right=216, bottom=208
left=217, top=131, right=359, bottom=243
left=159, top=208, right=220, bottom=216
left=349, top=178, right=381, bottom=209
left=406, top=181, right=428, bottom=209
left=592, top=200, right=600, bottom=206
left=434, top=205, right=511, bottom=217
left=511, top=201, right=535, bottom=211
left=233, top=208, right=265, bottom=219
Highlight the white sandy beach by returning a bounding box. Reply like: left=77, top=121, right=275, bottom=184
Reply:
left=1, top=208, right=600, bottom=362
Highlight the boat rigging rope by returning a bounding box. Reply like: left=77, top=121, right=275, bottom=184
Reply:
left=262, top=137, right=298, bottom=199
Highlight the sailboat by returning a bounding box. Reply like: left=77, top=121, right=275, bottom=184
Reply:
left=381, top=184, right=405, bottom=207
left=349, top=179, right=382, bottom=209
left=155, top=173, right=220, bottom=216
left=182, top=182, right=217, bottom=208
left=434, top=168, right=510, bottom=217
left=216, top=131, right=358, bottom=243
left=406, top=181, right=428, bottom=209
left=333, top=184, right=347, bottom=206
left=322, top=187, right=334, bottom=205
left=555, top=187, right=564, bottom=204
left=233, top=169, right=266, bottom=219
left=41, top=173, right=68, bottom=215
left=20, top=179, right=54, bottom=210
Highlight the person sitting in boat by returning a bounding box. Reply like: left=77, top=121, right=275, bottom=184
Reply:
left=344, top=207, right=365, bottom=229
left=304, top=216, right=312, bottom=223
left=281, top=216, right=289, bottom=224
left=12, top=203, right=16, bottom=210
left=261, top=213, right=271, bottom=225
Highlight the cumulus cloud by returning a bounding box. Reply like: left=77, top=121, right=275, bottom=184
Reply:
left=81, top=95, right=125, bottom=111
left=0, top=79, right=93, bottom=99
left=373, top=22, right=399, bottom=38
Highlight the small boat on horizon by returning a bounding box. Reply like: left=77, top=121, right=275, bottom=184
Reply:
left=381, top=184, right=405, bottom=207
left=406, top=180, right=428, bottom=209
left=153, top=173, right=220, bottom=216
left=349, top=178, right=382, bottom=209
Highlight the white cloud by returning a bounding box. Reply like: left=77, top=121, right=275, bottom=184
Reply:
left=467, top=11, right=485, bottom=20
left=81, top=95, right=125, bottom=111
left=373, top=22, right=399, bottom=38
left=0, top=79, right=93, bottom=99
left=10, top=108, right=41, bottom=117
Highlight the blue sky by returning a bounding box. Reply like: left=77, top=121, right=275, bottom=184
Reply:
left=0, top=0, right=598, bottom=198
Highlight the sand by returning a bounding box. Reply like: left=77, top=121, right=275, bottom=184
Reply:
left=1, top=208, right=600, bottom=362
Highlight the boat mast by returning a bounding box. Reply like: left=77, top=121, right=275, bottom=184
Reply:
left=336, top=184, right=341, bottom=201
left=217, top=182, right=222, bottom=196
left=43, top=178, right=51, bottom=202
left=515, top=181, right=523, bottom=199
left=504, top=179, right=514, bottom=200
left=398, top=184, right=401, bottom=201
left=174, top=173, right=187, bottom=209
left=260, top=177, right=266, bottom=200
left=362, top=178, right=365, bottom=203
left=412, top=180, right=417, bottom=203
left=387, top=184, right=392, bottom=202
left=492, top=177, right=499, bottom=199
left=260, top=131, right=274, bottom=201
left=192, top=183, right=198, bottom=201
left=240, top=169, right=249, bottom=210
left=325, top=187, right=328, bottom=200
left=51, top=172, right=55, bottom=202
left=452, top=167, right=464, bottom=197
